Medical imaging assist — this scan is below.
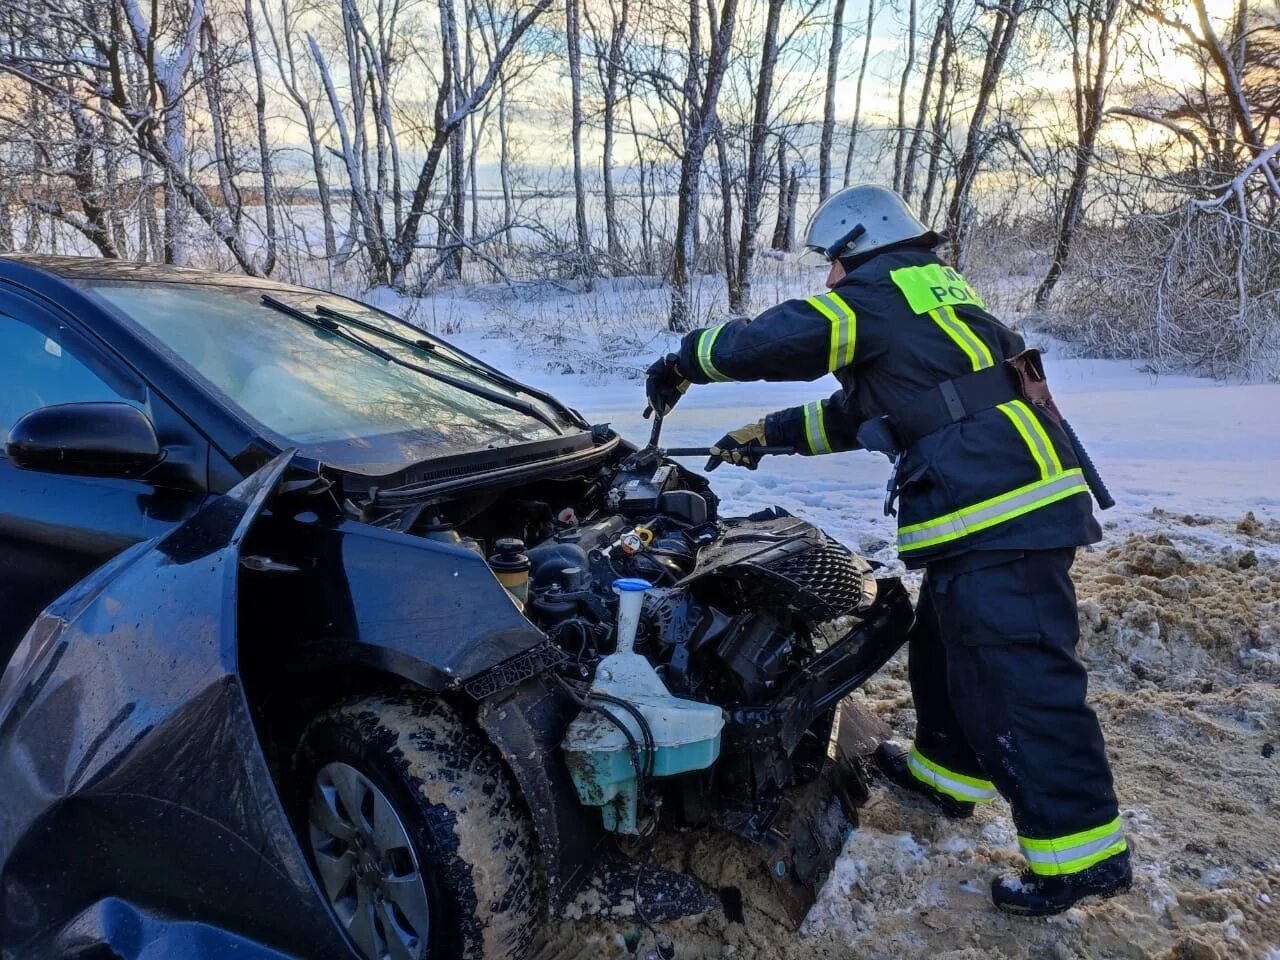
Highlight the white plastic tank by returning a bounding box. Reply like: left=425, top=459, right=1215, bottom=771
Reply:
left=562, top=578, right=725, bottom=834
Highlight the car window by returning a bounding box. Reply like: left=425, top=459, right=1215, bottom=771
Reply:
left=73, top=280, right=566, bottom=461
left=0, top=311, right=144, bottom=444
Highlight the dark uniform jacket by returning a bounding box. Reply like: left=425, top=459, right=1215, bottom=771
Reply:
left=676, top=246, right=1101, bottom=568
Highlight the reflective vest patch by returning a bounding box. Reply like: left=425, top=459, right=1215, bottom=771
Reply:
left=890, top=263, right=986, bottom=315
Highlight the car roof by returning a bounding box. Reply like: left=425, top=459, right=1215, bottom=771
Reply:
left=0, top=254, right=303, bottom=292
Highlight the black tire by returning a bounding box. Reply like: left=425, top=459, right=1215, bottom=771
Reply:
left=295, top=693, right=542, bottom=960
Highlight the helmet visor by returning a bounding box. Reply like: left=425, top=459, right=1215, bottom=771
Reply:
left=797, top=245, right=832, bottom=268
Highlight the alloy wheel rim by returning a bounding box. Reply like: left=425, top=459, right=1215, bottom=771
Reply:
left=309, top=761, right=430, bottom=960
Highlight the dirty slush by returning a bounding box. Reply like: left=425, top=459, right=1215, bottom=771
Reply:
left=537, top=512, right=1280, bottom=960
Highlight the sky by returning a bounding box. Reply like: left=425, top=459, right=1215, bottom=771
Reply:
left=252, top=0, right=1253, bottom=193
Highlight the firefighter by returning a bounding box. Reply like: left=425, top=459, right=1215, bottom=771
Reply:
left=644, top=185, right=1131, bottom=916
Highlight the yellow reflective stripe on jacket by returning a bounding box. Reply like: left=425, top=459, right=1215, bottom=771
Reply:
left=897, top=469, right=1089, bottom=553
left=695, top=325, right=732, bottom=381
left=907, top=745, right=998, bottom=803
left=802, top=400, right=832, bottom=454
left=805, top=292, right=857, bottom=371
left=929, top=305, right=994, bottom=371
left=1020, top=817, right=1127, bottom=876
left=997, top=400, right=1064, bottom=480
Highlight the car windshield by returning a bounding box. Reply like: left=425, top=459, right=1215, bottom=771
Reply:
left=72, top=279, right=574, bottom=468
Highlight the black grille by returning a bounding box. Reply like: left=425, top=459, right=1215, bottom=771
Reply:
left=764, top=538, right=868, bottom=619
left=682, top=516, right=873, bottom=622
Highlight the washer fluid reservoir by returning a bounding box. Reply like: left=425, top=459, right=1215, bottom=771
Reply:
left=562, top=578, right=724, bottom=834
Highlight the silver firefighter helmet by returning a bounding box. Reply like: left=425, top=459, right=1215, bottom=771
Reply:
left=801, top=184, right=938, bottom=264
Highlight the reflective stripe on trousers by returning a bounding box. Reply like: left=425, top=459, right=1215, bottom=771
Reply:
left=907, top=745, right=998, bottom=803
left=1020, top=817, right=1127, bottom=876
left=898, top=469, right=1090, bottom=554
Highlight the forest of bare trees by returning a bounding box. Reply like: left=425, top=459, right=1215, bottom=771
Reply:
left=0, top=0, right=1276, bottom=372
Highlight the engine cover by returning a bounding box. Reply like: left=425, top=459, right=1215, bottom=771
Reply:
left=679, top=515, right=874, bottom=621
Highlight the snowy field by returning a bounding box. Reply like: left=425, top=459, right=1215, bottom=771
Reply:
left=369, top=272, right=1280, bottom=960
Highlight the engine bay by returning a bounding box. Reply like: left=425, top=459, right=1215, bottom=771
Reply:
left=371, top=446, right=913, bottom=846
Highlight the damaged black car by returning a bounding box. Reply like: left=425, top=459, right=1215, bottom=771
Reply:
left=0, top=256, right=913, bottom=960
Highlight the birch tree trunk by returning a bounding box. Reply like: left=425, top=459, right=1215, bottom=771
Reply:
left=245, top=0, right=276, bottom=275
left=920, top=4, right=956, bottom=222
left=945, top=0, right=1030, bottom=266
left=820, top=0, right=847, bottom=202
left=445, top=0, right=465, bottom=280
left=843, top=0, right=878, bottom=186
left=1034, top=0, right=1124, bottom=305
left=902, top=0, right=948, bottom=202
left=669, top=0, right=738, bottom=331
left=772, top=141, right=790, bottom=249
left=729, top=0, right=783, bottom=314
left=200, top=18, right=245, bottom=243
left=566, top=0, right=592, bottom=284
left=262, top=0, right=336, bottom=260
left=138, top=0, right=206, bottom=265
left=714, top=123, right=736, bottom=300
left=893, top=0, right=918, bottom=192
left=498, top=77, right=514, bottom=244
left=600, top=0, right=629, bottom=263
left=628, top=95, right=653, bottom=270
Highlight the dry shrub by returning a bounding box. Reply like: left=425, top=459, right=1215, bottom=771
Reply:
left=1048, top=157, right=1280, bottom=378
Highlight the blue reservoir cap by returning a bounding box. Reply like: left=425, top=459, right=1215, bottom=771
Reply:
left=612, top=577, right=652, bottom=593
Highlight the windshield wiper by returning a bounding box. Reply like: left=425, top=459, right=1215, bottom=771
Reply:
left=262, top=294, right=396, bottom=360
left=312, top=302, right=579, bottom=423
left=260, top=295, right=565, bottom=436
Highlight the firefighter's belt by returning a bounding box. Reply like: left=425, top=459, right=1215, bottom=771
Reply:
left=889, top=363, right=1019, bottom=447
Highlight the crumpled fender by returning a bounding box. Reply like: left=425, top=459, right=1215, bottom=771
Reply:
left=0, top=452, right=354, bottom=959
left=239, top=509, right=549, bottom=693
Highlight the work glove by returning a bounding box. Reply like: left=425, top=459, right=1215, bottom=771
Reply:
left=706, top=420, right=769, bottom=471
left=644, top=354, right=691, bottom=418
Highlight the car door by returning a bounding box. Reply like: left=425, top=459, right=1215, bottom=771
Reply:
left=0, top=288, right=209, bottom=664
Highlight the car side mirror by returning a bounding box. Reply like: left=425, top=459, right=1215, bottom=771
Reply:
left=6, top=402, right=164, bottom=479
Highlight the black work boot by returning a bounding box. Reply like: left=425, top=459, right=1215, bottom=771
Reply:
left=872, top=741, right=975, bottom=820
left=991, top=850, right=1132, bottom=917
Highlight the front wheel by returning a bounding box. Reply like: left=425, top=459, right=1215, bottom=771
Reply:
left=294, top=693, right=542, bottom=960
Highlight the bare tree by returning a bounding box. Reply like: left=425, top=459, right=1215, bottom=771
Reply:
left=0, top=0, right=269, bottom=271
left=920, top=0, right=958, bottom=222
left=728, top=0, right=783, bottom=314
left=771, top=139, right=800, bottom=250
left=668, top=0, right=738, bottom=330
left=583, top=0, right=631, bottom=264
left=819, top=0, right=847, bottom=201
left=244, top=0, right=277, bottom=275
left=309, top=0, right=551, bottom=286
left=945, top=0, right=1033, bottom=265
left=566, top=0, right=591, bottom=283
left=1034, top=0, right=1127, bottom=305
left=260, top=0, right=338, bottom=260
left=843, top=0, right=879, bottom=185
left=902, top=0, right=951, bottom=202
left=893, top=0, right=919, bottom=192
